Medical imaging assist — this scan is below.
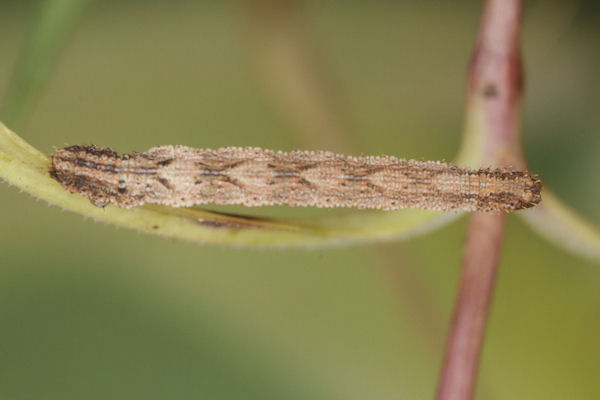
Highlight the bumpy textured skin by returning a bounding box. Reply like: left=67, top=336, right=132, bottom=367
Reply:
left=50, top=144, right=542, bottom=212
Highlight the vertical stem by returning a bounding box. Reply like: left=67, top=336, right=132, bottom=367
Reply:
left=436, top=213, right=506, bottom=400
left=437, top=0, right=524, bottom=399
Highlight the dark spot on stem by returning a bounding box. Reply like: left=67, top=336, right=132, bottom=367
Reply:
left=197, top=219, right=266, bottom=230
left=482, top=83, right=498, bottom=98
left=195, top=211, right=289, bottom=231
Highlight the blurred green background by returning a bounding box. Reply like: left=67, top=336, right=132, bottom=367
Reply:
left=1, top=0, right=599, bottom=399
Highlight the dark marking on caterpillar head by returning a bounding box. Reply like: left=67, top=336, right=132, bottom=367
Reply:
left=63, top=144, right=120, bottom=159
left=69, top=157, right=120, bottom=174
left=50, top=165, right=117, bottom=207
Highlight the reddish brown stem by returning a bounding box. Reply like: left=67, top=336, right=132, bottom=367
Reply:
left=437, top=0, right=524, bottom=399
left=436, top=213, right=506, bottom=400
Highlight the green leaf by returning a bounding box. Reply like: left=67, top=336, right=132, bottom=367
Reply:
left=520, top=190, right=600, bottom=261
left=1, top=0, right=93, bottom=126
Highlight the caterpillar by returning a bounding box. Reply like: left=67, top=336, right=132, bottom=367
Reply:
left=50, top=144, right=542, bottom=212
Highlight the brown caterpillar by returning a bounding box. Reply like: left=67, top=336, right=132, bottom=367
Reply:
left=49, top=144, right=542, bottom=212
